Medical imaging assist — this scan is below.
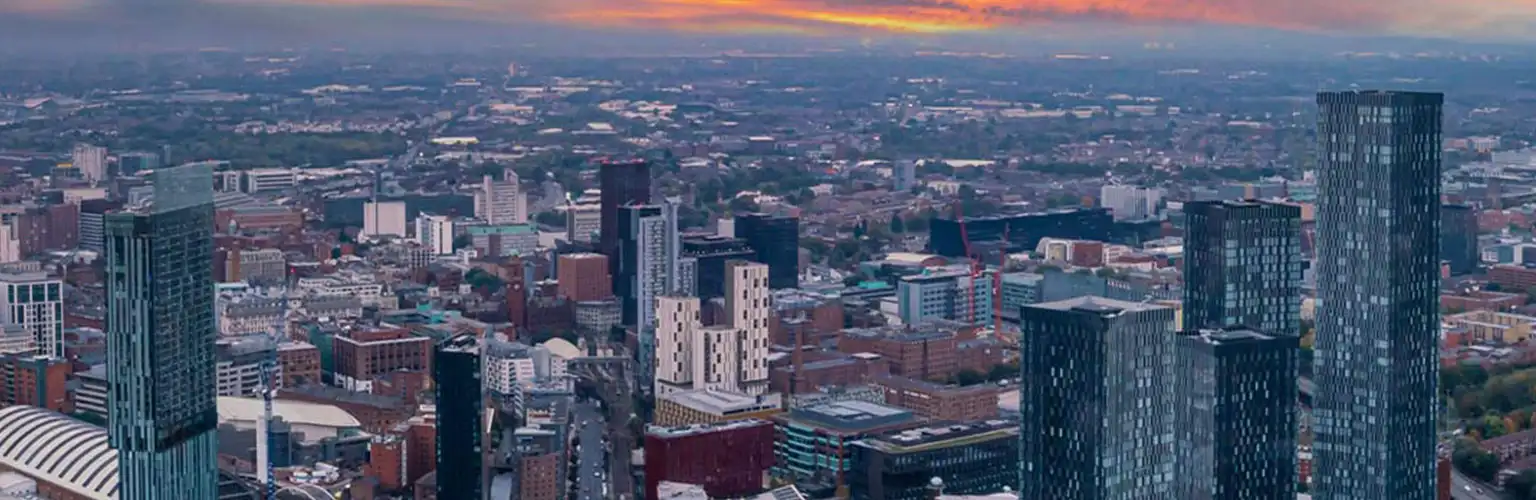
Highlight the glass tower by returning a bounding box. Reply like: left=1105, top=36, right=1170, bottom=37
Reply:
left=1182, top=200, right=1302, bottom=336
left=1313, top=90, right=1442, bottom=499
left=105, top=162, right=219, bottom=499
left=1018, top=296, right=1176, bottom=500
left=1174, top=327, right=1299, bottom=500
left=434, top=334, right=484, bottom=500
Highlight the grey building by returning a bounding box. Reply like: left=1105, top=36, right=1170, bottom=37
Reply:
left=1174, top=327, right=1298, bottom=500
left=1018, top=296, right=1176, bottom=500
left=237, top=248, right=287, bottom=285
left=105, top=162, right=220, bottom=499
left=1313, top=90, right=1442, bottom=499
left=1442, top=204, right=1479, bottom=275
left=1182, top=200, right=1302, bottom=336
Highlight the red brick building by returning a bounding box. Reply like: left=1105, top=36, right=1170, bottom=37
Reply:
left=15, top=203, right=78, bottom=256
left=644, top=419, right=776, bottom=500
left=556, top=253, right=611, bottom=301
left=770, top=352, right=888, bottom=394
left=837, top=322, right=964, bottom=382
left=1491, top=265, right=1536, bottom=293
left=0, top=354, right=71, bottom=413
left=216, top=205, right=305, bottom=233
left=871, top=374, right=1000, bottom=421
left=278, top=342, right=322, bottom=387
left=769, top=290, right=844, bottom=347
left=1442, top=290, right=1526, bottom=313
left=332, top=326, right=432, bottom=392
left=367, top=436, right=406, bottom=490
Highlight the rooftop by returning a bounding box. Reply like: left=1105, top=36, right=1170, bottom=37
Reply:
left=662, top=389, right=782, bottom=416
left=217, top=396, right=364, bottom=430
left=1028, top=296, right=1169, bottom=315
left=646, top=418, right=773, bottom=439
left=856, top=419, right=1017, bottom=454
left=786, top=400, right=915, bottom=432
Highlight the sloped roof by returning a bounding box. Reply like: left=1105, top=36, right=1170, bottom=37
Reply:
left=0, top=406, right=118, bottom=499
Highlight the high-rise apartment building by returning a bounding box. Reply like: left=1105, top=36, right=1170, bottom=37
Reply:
left=1442, top=204, right=1479, bottom=275
left=1100, top=184, right=1163, bottom=220
left=363, top=200, right=407, bottom=238
left=476, top=173, right=526, bottom=225
left=566, top=200, right=602, bottom=244
left=435, top=334, right=484, bottom=500
left=1174, top=327, right=1298, bottom=500
left=736, top=212, right=799, bottom=289
left=105, top=162, right=220, bottom=499
left=600, top=160, right=652, bottom=263
left=655, top=295, right=703, bottom=394
left=726, top=260, right=770, bottom=394
left=73, top=143, right=107, bottom=184
left=1018, top=296, right=1175, bottom=500
left=415, top=213, right=454, bottom=255
left=0, top=271, right=63, bottom=359
left=1312, top=90, right=1443, bottom=499
left=617, top=201, right=684, bottom=391
left=1182, top=200, right=1302, bottom=336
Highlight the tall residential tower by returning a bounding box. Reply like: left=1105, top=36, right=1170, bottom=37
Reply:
left=1312, top=90, right=1443, bottom=499
left=105, top=162, right=220, bottom=499
left=1182, top=200, right=1302, bottom=336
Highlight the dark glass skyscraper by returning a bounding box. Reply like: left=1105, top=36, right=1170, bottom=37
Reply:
left=1174, top=327, right=1298, bottom=500
left=736, top=212, right=799, bottom=289
left=1018, top=296, right=1176, bottom=500
left=1441, top=204, right=1478, bottom=275
left=1313, top=90, right=1442, bottom=499
left=600, top=160, right=652, bottom=267
left=1182, top=200, right=1302, bottom=336
left=105, top=162, right=220, bottom=499
left=434, top=334, right=484, bottom=500
left=682, top=235, right=755, bottom=300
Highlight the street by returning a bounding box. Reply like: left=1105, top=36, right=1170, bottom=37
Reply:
left=574, top=401, right=609, bottom=500
left=1452, top=468, right=1507, bottom=500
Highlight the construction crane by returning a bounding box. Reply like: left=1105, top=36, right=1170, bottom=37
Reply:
left=257, top=286, right=291, bottom=500
left=953, top=202, right=988, bottom=326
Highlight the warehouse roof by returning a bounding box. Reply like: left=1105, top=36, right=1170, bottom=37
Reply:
left=218, top=396, right=362, bottom=429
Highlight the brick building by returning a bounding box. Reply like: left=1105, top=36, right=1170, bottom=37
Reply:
left=332, top=326, right=432, bottom=392
left=278, top=342, right=322, bottom=387
left=1442, top=290, right=1526, bottom=313
left=644, top=419, right=776, bottom=500
left=556, top=253, right=611, bottom=302
left=871, top=374, right=1001, bottom=421
left=837, top=321, right=966, bottom=382
left=1491, top=265, right=1536, bottom=292
left=0, top=353, right=71, bottom=413
left=770, top=352, right=888, bottom=395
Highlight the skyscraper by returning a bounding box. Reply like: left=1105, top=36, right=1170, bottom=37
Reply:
left=1174, top=327, right=1298, bottom=500
left=1182, top=200, right=1302, bottom=336
left=1441, top=204, right=1479, bottom=275
left=72, top=143, right=107, bottom=184
left=735, top=212, right=799, bottom=289
left=600, top=160, right=652, bottom=265
left=1017, top=296, right=1175, bottom=500
left=616, top=200, right=683, bottom=392
left=435, top=334, right=484, bottom=500
left=105, top=162, right=220, bottom=499
left=725, top=260, right=770, bottom=394
left=477, top=173, right=526, bottom=225
left=1313, top=90, right=1443, bottom=499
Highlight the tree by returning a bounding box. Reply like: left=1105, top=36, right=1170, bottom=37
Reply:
left=987, top=362, right=1018, bottom=382
left=452, top=234, right=472, bottom=251
left=954, top=369, right=986, bottom=386
left=1453, top=438, right=1502, bottom=482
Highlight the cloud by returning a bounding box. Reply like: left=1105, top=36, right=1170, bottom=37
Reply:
left=5, top=0, right=1536, bottom=40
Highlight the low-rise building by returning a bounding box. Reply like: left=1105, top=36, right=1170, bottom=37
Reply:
left=849, top=419, right=1018, bottom=500
left=871, top=375, right=1001, bottom=422
left=770, top=401, right=921, bottom=485
left=654, top=389, right=783, bottom=427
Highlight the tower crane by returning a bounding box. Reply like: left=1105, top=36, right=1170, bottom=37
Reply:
left=257, top=285, right=291, bottom=500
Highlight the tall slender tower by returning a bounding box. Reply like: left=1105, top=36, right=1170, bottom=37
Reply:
left=105, top=162, right=219, bottom=499
left=1312, top=90, right=1442, bottom=499
left=726, top=260, right=770, bottom=394
left=600, top=160, right=652, bottom=266
left=1182, top=200, right=1302, bottom=336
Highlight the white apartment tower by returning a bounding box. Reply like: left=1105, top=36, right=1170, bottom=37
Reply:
left=1100, top=184, right=1163, bottom=221
left=654, top=296, right=700, bottom=395
left=0, top=222, right=18, bottom=264
left=73, top=143, right=107, bottom=184
left=477, top=174, right=526, bottom=225
left=726, top=261, right=771, bottom=394
left=0, top=271, right=64, bottom=358
left=415, top=214, right=454, bottom=255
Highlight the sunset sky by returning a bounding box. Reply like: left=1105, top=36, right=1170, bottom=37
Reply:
left=3, top=0, right=1536, bottom=41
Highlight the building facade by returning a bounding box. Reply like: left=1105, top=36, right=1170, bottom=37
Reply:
left=1182, top=200, right=1302, bottom=336
left=0, top=271, right=63, bottom=359
left=556, top=253, right=611, bottom=302
left=434, top=334, right=483, bottom=500
left=897, top=268, right=994, bottom=327
left=477, top=173, right=526, bottom=225
left=849, top=420, right=1018, bottom=500
left=104, top=163, right=220, bottom=499
left=643, top=419, right=776, bottom=500
left=1312, top=90, right=1443, bottom=500
left=415, top=214, right=454, bottom=256
left=599, top=160, right=652, bottom=263
left=1442, top=204, right=1479, bottom=275
left=682, top=235, right=756, bottom=300
left=1174, top=328, right=1299, bottom=500
left=736, top=213, right=799, bottom=289
left=1018, top=297, right=1176, bottom=500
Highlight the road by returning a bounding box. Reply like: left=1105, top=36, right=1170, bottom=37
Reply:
left=1452, top=468, right=1507, bottom=500
left=573, top=401, right=609, bottom=500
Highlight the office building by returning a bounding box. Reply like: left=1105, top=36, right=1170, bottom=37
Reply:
left=566, top=201, right=601, bottom=244
left=434, top=334, right=484, bottom=500
left=468, top=224, right=539, bottom=257
left=363, top=201, right=407, bottom=238
left=1100, top=184, right=1163, bottom=221
left=1018, top=297, right=1176, bottom=500
left=73, top=143, right=107, bottom=184
left=644, top=419, right=776, bottom=500
left=617, top=201, right=684, bottom=390
left=556, top=253, right=612, bottom=302
left=104, top=162, right=220, bottom=499
left=1174, top=328, right=1298, bottom=500
left=119, top=151, right=161, bottom=176
left=240, top=168, right=297, bottom=194
left=928, top=209, right=1114, bottom=257
left=849, top=420, right=1018, bottom=500
left=896, top=267, right=994, bottom=327
left=683, top=235, right=756, bottom=300
left=600, top=160, right=652, bottom=263
left=415, top=213, right=454, bottom=255
left=477, top=173, right=526, bottom=225
left=654, top=389, right=783, bottom=427
left=736, top=212, right=799, bottom=289
left=1442, top=204, right=1479, bottom=275
left=0, top=271, right=63, bottom=359
left=1312, top=90, right=1443, bottom=500
left=234, top=248, right=287, bottom=285
left=770, top=401, right=919, bottom=484
left=1182, top=200, right=1302, bottom=336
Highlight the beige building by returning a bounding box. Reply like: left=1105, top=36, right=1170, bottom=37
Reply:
left=1445, top=310, right=1536, bottom=344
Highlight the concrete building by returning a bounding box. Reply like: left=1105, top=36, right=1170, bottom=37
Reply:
left=415, top=214, right=454, bottom=255
left=363, top=201, right=408, bottom=239
left=234, top=249, right=287, bottom=285
left=73, top=143, right=107, bottom=184
left=617, top=201, right=685, bottom=391
left=849, top=420, right=1018, bottom=500
left=0, top=222, right=18, bottom=264
left=727, top=261, right=772, bottom=394
left=654, top=389, right=783, bottom=427
left=1099, top=184, right=1162, bottom=221
left=565, top=201, right=601, bottom=244
left=897, top=267, right=994, bottom=327
left=468, top=224, right=538, bottom=258
left=214, top=336, right=276, bottom=397
left=240, top=168, right=297, bottom=193
left=1312, top=90, right=1443, bottom=500
left=1018, top=297, right=1176, bottom=500
left=0, top=271, right=63, bottom=359
left=477, top=173, right=526, bottom=225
